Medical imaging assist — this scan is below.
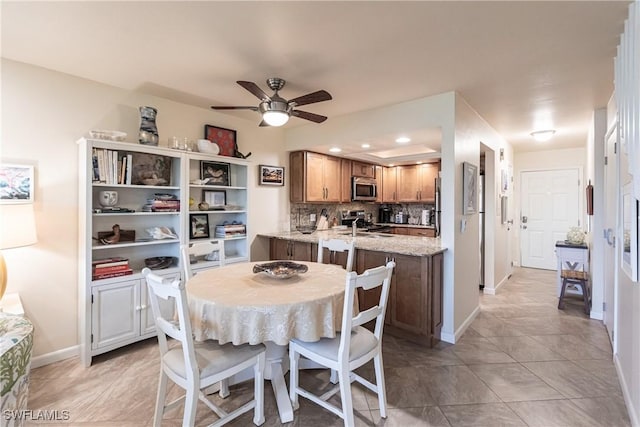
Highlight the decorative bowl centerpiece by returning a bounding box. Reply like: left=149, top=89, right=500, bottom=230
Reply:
left=296, top=226, right=316, bottom=235
left=144, top=256, right=177, bottom=270
left=253, top=261, right=308, bottom=280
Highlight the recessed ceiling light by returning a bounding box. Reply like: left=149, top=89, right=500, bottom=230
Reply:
left=361, top=143, right=370, bottom=149
left=395, top=136, right=411, bottom=144
left=530, top=129, right=556, bottom=142
left=329, top=147, right=341, bottom=153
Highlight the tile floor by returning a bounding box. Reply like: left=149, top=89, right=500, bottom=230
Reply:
left=26, top=268, right=631, bottom=426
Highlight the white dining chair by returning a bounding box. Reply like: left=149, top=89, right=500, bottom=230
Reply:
left=142, top=268, right=266, bottom=427
left=288, top=261, right=395, bottom=426
left=317, top=238, right=355, bottom=272
left=181, top=239, right=225, bottom=279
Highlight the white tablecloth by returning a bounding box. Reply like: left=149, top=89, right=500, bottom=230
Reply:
left=187, top=261, right=348, bottom=346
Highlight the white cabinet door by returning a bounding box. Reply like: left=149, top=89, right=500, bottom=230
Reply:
left=140, top=272, right=180, bottom=335
left=91, top=279, right=140, bottom=350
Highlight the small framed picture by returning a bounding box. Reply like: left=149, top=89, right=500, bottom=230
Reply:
left=201, top=161, right=230, bottom=186
left=204, top=125, right=237, bottom=157
left=462, top=161, right=478, bottom=215
left=202, top=189, right=226, bottom=208
left=0, top=164, right=34, bottom=203
left=190, top=214, right=210, bottom=239
left=259, top=165, right=285, bottom=186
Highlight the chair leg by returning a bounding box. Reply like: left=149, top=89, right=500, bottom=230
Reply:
left=219, top=379, right=230, bottom=398
left=289, top=347, right=300, bottom=410
left=580, top=281, right=590, bottom=315
left=330, top=369, right=338, bottom=384
left=558, top=278, right=568, bottom=310
left=183, top=385, right=198, bottom=427
left=153, top=371, right=169, bottom=427
left=253, top=353, right=266, bottom=426
left=373, top=354, right=388, bottom=419
left=338, top=367, right=354, bottom=427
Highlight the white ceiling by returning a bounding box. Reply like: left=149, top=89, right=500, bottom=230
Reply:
left=1, top=1, right=630, bottom=160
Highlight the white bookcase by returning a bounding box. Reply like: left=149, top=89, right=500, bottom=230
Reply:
left=78, top=138, right=249, bottom=366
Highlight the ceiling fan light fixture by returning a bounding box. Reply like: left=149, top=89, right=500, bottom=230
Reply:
left=530, top=129, right=556, bottom=142
left=262, top=110, right=290, bottom=127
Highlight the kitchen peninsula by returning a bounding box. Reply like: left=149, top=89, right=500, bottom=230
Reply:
left=258, top=230, right=446, bottom=347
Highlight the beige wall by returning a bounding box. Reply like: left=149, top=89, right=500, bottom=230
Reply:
left=1, top=59, right=287, bottom=359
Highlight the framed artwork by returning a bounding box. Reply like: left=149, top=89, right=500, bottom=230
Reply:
left=621, top=182, right=638, bottom=281
left=0, top=164, right=34, bottom=203
left=200, top=161, right=230, bottom=186
left=462, top=161, right=478, bottom=215
left=259, top=165, right=285, bottom=186
left=130, top=153, right=172, bottom=186
left=190, top=214, right=210, bottom=239
left=202, top=189, right=226, bottom=208
left=204, top=125, right=237, bottom=157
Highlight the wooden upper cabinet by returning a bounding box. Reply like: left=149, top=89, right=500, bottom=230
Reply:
left=397, top=165, right=420, bottom=202
left=340, top=159, right=352, bottom=202
left=382, top=167, right=398, bottom=202
left=289, top=151, right=341, bottom=203
left=375, top=165, right=383, bottom=202
left=352, top=161, right=376, bottom=178
left=418, top=163, right=439, bottom=202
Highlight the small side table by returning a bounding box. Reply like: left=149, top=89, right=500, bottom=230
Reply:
left=555, top=241, right=589, bottom=297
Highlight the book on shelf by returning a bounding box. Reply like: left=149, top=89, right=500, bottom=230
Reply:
left=92, top=268, right=134, bottom=280
left=93, top=264, right=131, bottom=275
left=92, top=257, right=129, bottom=268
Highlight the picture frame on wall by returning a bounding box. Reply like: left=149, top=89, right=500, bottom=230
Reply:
left=0, top=164, right=34, bottom=203
left=259, top=165, right=285, bottom=186
left=200, top=161, right=230, bottom=186
left=462, top=161, right=478, bottom=215
left=190, top=214, right=210, bottom=239
left=204, top=125, right=237, bottom=157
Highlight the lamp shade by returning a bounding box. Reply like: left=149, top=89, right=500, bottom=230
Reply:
left=1, top=204, right=38, bottom=249
left=262, top=111, right=290, bottom=127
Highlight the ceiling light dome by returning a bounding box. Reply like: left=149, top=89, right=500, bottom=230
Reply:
left=259, top=100, right=290, bottom=127
left=530, top=129, right=556, bottom=142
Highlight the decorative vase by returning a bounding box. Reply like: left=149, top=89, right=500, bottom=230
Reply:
left=138, top=106, right=159, bottom=146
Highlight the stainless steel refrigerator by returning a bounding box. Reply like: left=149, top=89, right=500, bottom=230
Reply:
left=434, top=174, right=441, bottom=236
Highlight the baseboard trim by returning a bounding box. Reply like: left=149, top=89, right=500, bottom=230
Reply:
left=482, top=274, right=510, bottom=295
left=614, top=353, right=639, bottom=427
left=589, top=310, right=604, bottom=321
left=441, top=305, right=481, bottom=344
left=31, top=345, right=79, bottom=369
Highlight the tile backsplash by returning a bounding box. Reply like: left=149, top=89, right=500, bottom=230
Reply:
left=289, top=202, right=435, bottom=230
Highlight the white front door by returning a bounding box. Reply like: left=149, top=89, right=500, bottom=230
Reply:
left=603, top=124, right=617, bottom=344
left=520, top=169, right=581, bottom=269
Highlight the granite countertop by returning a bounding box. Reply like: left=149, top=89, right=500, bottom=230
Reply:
left=259, top=229, right=446, bottom=257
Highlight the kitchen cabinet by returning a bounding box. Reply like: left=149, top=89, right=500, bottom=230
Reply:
left=352, top=161, right=376, bottom=178
left=375, top=165, right=384, bottom=202
left=269, top=238, right=314, bottom=262
left=382, top=163, right=439, bottom=203
left=392, top=227, right=436, bottom=237
left=341, top=158, right=352, bottom=202
left=290, top=151, right=341, bottom=202
left=382, top=167, right=398, bottom=202
left=356, top=249, right=443, bottom=346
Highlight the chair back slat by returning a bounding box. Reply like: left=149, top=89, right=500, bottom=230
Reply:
left=317, top=238, right=355, bottom=272
left=338, top=261, right=394, bottom=360
left=181, top=240, right=225, bottom=279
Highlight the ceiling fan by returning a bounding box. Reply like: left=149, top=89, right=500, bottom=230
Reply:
left=211, top=78, right=332, bottom=127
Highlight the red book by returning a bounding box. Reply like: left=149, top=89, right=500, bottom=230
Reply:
left=93, top=264, right=131, bottom=275
left=92, top=269, right=133, bottom=280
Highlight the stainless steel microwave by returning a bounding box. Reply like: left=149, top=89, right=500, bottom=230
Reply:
left=352, top=177, right=377, bottom=201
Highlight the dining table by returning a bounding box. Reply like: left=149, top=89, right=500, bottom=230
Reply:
left=186, top=260, right=349, bottom=423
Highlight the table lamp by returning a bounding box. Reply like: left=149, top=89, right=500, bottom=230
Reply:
left=0, top=204, right=38, bottom=301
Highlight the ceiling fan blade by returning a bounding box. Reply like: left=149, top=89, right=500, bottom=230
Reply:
left=210, top=106, right=258, bottom=111
left=292, top=110, right=327, bottom=123
left=288, top=90, right=332, bottom=107
left=237, top=81, right=271, bottom=102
